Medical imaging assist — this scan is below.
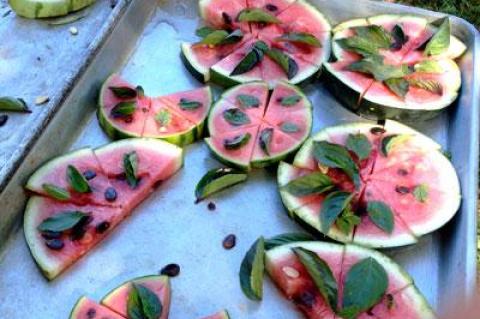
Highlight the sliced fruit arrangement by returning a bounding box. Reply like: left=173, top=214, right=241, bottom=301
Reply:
left=9, top=0, right=96, bottom=19
left=326, top=15, right=466, bottom=121
left=205, top=81, right=312, bottom=170
left=98, top=74, right=212, bottom=146
left=24, top=138, right=183, bottom=280
left=182, top=0, right=331, bottom=87
left=278, top=121, right=461, bottom=248
left=70, top=275, right=171, bottom=319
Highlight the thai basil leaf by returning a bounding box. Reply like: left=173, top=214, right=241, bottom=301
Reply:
left=259, top=128, right=273, bottom=156
left=336, top=37, right=379, bottom=57
left=276, top=32, right=322, bottom=47
left=195, top=167, right=248, bottom=202
left=223, top=132, right=251, bottom=150
left=413, top=184, right=429, bottom=203
left=237, top=8, right=280, bottom=24
left=42, top=183, right=71, bottom=201
left=196, top=26, right=216, bottom=38
left=67, top=165, right=91, bottom=193
left=0, top=96, right=31, bottom=113
left=353, top=25, right=392, bottom=49
left=37, top=211, right=88, bottom=232
left=109, top=86, right=137, bottom=99
left=346, top=56, right=412, bottom=81
left=280, top=95, right=301, bottom=106
left=124, top=151, right=139, bottom=188
left=424, top=17, right=450, bottom=56
left=264, top=232, right=314, bottom=250
left=111, top=101, right=136, bottom=118
left=127, top=283, right=163, bottom=319
left=230, top=41, right=268, bottom=76
left=385, top=78, right=410, bottom=98
left=390, top=24, right=408, bottom=51
left=282, top=172, right=334, bottom=196
left=280, top=122, right=300, bottom=133
left=407, top=78, right=443, bottom=95
left=320, top=191, right=354, bottom=234
left=346, top=133, right=372, bottom=160
left=223, top=108, right=251, bottom=126
left=414, top=60, right=443, bottom=73
left=367, top=201, right=394, bottom=234
left=178, top=98, right=202, bottom=110
left=336, top=208, right=361, bottom=235
left=239, top=237, right=265, bottom=301
left=266, top=48, right=298, bottom=79
left=155, top=109, right=171, bottom=127
left=200, top=30, right=229, bottom=45
left=236, top=94, right=260, bottom=109
left=220, top=29, right=244, bottom=45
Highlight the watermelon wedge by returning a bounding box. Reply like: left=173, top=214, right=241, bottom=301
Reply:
left=98, top=74, right=212, bottom=146
left=24, top=138, right=183, bottom=280
left=206, top=81, right=312, bottom=171
left=278, top=121, right=461, bottom=248
left=199, top=310, right=231, bottom=319
left=265, top=241, right=436, bottom=319
left=9, top=0, right=96, bottom=19
left=328, top=14, right=466, bottom=121
left=69, top=297, right=125, bottom=319
left=183, top=0, right=331, bottom=88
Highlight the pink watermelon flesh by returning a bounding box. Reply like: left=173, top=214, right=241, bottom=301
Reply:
left=278, top=163, right=322, bottom=211
left=208, top=99, right=262, bottom=136
left=275, top=1, right=330, bottom=34
left=251, top=122, right=300, bottom=163
left=223, top=81, right=270, bottom=120
left=333, top=27, right=365, bottom=62
left=70, top=297, right=126, bottom=319
left=142, top=99, right=195, bottom=138
left=325, top=61, right=374, bottom=98
left=156, top=87, right=211, bottom=124
left=201, top=0, right=250, bottom=32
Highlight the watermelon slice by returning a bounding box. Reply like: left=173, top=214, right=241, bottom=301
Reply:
left=9, top=0, right=96, bottom=19
left=199, top=0, right=251, bottom=32
left=278, top=121, right=461, bottom=248
left=206, top=81, right=312, bottom=171
left=24, top=138, right=183, bottom=280
left=266, top=242, right=436, bottom=319
left=69, top=297, right=125, bottom=319
left=199, top=310, right=231, bottom=319
left=98, top=74, right=212, bottom=146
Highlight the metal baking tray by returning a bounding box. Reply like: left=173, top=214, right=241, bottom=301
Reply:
left=0, top=0, right=478, bottom=317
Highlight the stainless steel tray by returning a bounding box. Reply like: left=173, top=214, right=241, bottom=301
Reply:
left=0, top=0, right=478, bottom=317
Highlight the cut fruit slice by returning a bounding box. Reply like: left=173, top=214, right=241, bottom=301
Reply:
left=199, top=0, right=250, bottom=32
left=199, top=310, right=231, bottom=319
left=331, top=18, right=370, bottom=62
left=274, top=0, right=331, bottom=34
left=9, top=0, right=95, bottom=19
left=101, top=275, right=171, bottom=319
left=69, top=297, right=125, bottom=319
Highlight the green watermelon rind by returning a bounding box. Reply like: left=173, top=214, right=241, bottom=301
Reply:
left=69, top=296, right=90, bottom=319
left=9, top=0, right=96, bottom=19
left=181, top=42, right=210, bottom=83
left=204, top=136, right=253, bottom=172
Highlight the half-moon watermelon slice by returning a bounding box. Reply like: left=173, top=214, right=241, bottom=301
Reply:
left=98, top=74, right=212, bottom=146
left=206, top=81, right=312, bottom=171
left=265, top=241, right=436, bottom=319
left=69, top=297, right=125, bottom=319
left=278, top=121, right=460, bottom=248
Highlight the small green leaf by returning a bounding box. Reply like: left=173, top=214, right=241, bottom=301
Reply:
left=237, top=8, right=280, bottom=24
left=155, top=109, right=171, bottom=127
left=236, top=94, right=260, bottom=109
left=123, top=151, right=139, bottom=188
left=320, top=191, right=354, bottom=234
left=264, top=232, right=314, bottom=250
left=367, top=201, right=394, bottom=234
left=280, top=122, right=300, bottom=133
left=414, top=60, right=443, bottom=73
left=67, top=165, right=91, bottom=193
left=346, top=56, right=412, bottom=81
left=127, top=283, right=163, bottom=319
left=178, top=98, right=202, bottom=110
left=336, top=208, right=361, bottom=235
left=276, top=32, right=322, bottom=47
left=195, top=167, right=248, bottom=202
left=385, top=78, right=410, bottom=98
left=230, top=42, right=268, bottom=76
left=196, top=26, right=216, bottom=38
left=381, top=134, right=411, bottom=157
left=413, top=184, right=429, bottom=203
left=223, top=108, right=251, bottom=126
left=390, top=24, right=408, bottom=51
left=292, top=247, right=338, bottom=311
left=280, top=95, right=301, bottom=106
left=259, top=128, right=273, bottom=156
left=219, top=29, right=244, bottom=45
left=37, top=211, right=88, bottom=232
left=336, top=37, right=379, bottom=57
left=266, top=48, right=298, bottom=80
left=200, top=30, right=229, bottom=45
left=239, top=237, right=265, bottom=301
left=223, top=132, right=251, bottom=150
left=424, top=17, right=450, bottom=56
left=282, top=172, right=334, bottom=196
left=42, top=183, right=71, bottom=201
left=0, top=96, right=31, bottom=113
left=346, top=133, right=372, bottom=160
left=109, top=86, right=137, bottom=99
left=353, top=25, right=392, bottom=49
left=111, top=101, right=136, bottom=118
left=407, top=78, right=443, bottom=95
left=340, top=257, right=388, bottom=319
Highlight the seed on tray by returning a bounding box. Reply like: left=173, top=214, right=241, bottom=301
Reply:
left=83, top=170, right=97, bottom=180
left=95, top=221, right=110, bottom=234
left=0, top=114, right=8, bottom=126
left=35, top=96, right=50, bottom=105
left=69, top=26, right=78, bottom=35
left=222, top=234, right=236, bottom=250
left=160, top=263, right=180, bottom=277
left=104, top=187, right=117, bottom=202
left=45, top=238, right=64, bottom=250
left=207, top=201, right=216, bottom=211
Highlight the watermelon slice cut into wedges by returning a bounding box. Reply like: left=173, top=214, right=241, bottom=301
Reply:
left=278, top=120, right=461, bottom=248
left=98, top=74, right=212, bottom=146
left=206, top=81, right=312, bottom=171
left=24, top=138, right=183, bottom=280
left=69, top=297, right=126, bottom=319
left=265, top=242, right=436, bottom=319
left=199, top=310, right=231, bottom=319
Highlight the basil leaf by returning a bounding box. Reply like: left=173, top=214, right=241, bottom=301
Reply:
left=127, top=283, right=163, bottom=319
left=124, top=151, right=139, bottom=188
left=264, top=232, right=314, bottom=250
left=266, top=48, right=298, bottom=80
left=155, top=109, right=171, bottom=127
left=381, top=134, right=411, bottom=156
left=111, top=101, right=136, bottom=118
left=223, top=132, right=251, bottom=150
left=385, top=78, right=410, bottom=98
left=42, top=183, right=71, bottom=201
left=237, top=8, right=280, bottom=24
left=280, top=95, right=301, bottom=106
left=390, top=24, right=408, bottom=51
left=346, top=56, right=412, bottom=81
left=230, top=42, right=266, bottom=76
left=0, top=96, right=31, bottom=113
left=280, top=122, right=300, bottom=133
left=259, top=128, right=273, bottom=156
left=200, top=30, right=229, bottom=45
left=320, top=191, right=354, bottom=234
left=67, top=165, right=91, bottom=193
left=425, top=17, right=450, bottom=56
left=340, top=257, right=388, bottom=319
left=346, top=133, right=372, bottom=160
left=223, top=108, right=251, bottom=126
left=196, top=26, right=216, bottom=38
left=236, top=94, right=260, bottom=109
left=276, top=32, right=322, bottom=47
left=178, top=98, right=202, bottom=110
left=195, top=167, right=248, bottom=202
left=282, top=172, right=334, bottom=196
left=239, top=237, right=265, bottom=301
left=109, top=86, right=137, bottom=99
left=37, top=211, right=88, bottom=232
left=219, top=29, right=244, bottom=45
left=413, top=184, right=429, bottom=203
left=313, top=141, right=360, bottom=188
left=336, top=37, right=379, bottom=57
left=367, top=201, right=394, bottom=234
left=336, top=208, right=361, bottom=235
left=407, top=78, right=443, bottom=95
left=414, top=60, right=443, bottom=73
left=292, top=247, right=338, bottom=311
left=353, top=25, right=392, bottom=49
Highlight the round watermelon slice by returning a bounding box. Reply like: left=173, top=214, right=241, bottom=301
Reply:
left=98, top=74, right=212, bottom=146
left=69, top=297, right=125, bottom=319
left=206, top=81, right=312, bottom=171
left=9, top=0, right=96, bottom=19
left=24, top=138, right=183, bottom=280
left=265, top=241, right=436, bottom=319
left=278, top=121, right=460, bottom=248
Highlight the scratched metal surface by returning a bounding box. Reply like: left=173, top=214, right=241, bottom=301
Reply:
left=0, top=0, right=478, bottom=318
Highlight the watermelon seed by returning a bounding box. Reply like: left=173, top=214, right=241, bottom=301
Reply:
left=104, top=187, right=117, bottom=202
left=95, top=221, right=110, bottom=234
left=45, top=238, right=64, bottom=250
left=282, top=266, right=300, bottom=278
left=386, top=293, right=395, bottom=309
left=265, top=4, right=278, bottom=12
left=115, top=173, right=126, bottom=181
left=370, top=127, right=386, bottom=135
left=222, top=12, right=232, bottom=25
left=294, top=291, right=316, bottom=309
left=397, top=168, right=408, bottom=176
left=223, top=234, right=236, bottom=249
left=207, top=202, right=216, bottom=211
left=160, top=263, right=180, bottom=277
left=70, top=215, right=92, bottom=241
left=124, top=115, right=133, bottom=123
left=41, top=230, right=62, bottom=240
left=83, top=170, right=97, bottom=180
left=0, top=114, right=8, bottom=126
left=86, top=308, right=96, bottom=318
left=395, top=186, right=410, bottom=194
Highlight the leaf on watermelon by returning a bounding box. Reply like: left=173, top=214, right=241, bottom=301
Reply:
left=199, top=30, right=229, bottom=45
left=123, top=151, right=139, bottom=188
left=223, top=108, right=251, bottom=126
left=281, top=171, right=334, bottom=196
left=353, top=25, right=392, bottom=49
left=220, top=29, right=244, bottom=45
left=264, top=232, right=314, bottom=250
left=292, top=247, right=338, bottom=311
left=239, top=236, right=265, bottom=301
left=280, top=94, right=301, bottom=106
left=320, top=191, right=355, bottom=234
left=280, top=122, right=300, bottom=133
left=390, top=24, right=408, bottom=51
left=407, top=78, right=443, bottom=95
left=67, top=165, right=91, bottom=193
left=223, top=132, right=252, bottom=150
left=413, top=184, right=429, bottom=203
left=336, top=37, right=380, bottom=57
left=37, top=211, right=89, bottom=233
left=230, top=41, right=268, bottom=76
left=195, top=167, right=248, bottom=202
left=335, top=206, right=361, bottom=235
left=127, top=283, right=163, bottom=319
left=384, top=78, right=410, bottom=98
left=346, top=133, right=372, bottom=161
left=178, top=98, right=202, bottom=110
left=111, top=101, right=136, bottom=118
left=367, top=201, right=394, bottom=234
left=259, top=128, right=273, bottom=156
left=237, top=8, right=280, bottom=24
left=266, top=48, right=299, bottom=80
left=236, top=94, right=260, bottom=109
left=109, top=86, right=137, bottom=99
left=276, top=32, right=322, bottom=47
left=42, top=183, right=71, bottom=201
left=424, top=17, right=450, bottom=56
left=414, top=60, right=443, bottom=73
left=346, top=55, right=412, bottom=82
left=195, top=26, right=216, bottom=38
left=155, top=109, right=171, bottom=127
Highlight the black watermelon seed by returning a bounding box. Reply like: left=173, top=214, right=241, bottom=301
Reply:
left=222, top=234, right=236, bottom=249
left=45, top=238, right=64, bottom=250
left=95, top=221, right=110, bottom=234
left=276, top=97, right=283, bottom=103
left=104, top=187, right=117, bottom=202
left=265, top=4, right=278, bottom=11
left=294, top=291, right=316, bottom=309
left=86, top=308, right=96, bottom=318
left=395, top=186, right=410, bottom=194
left=207, top=202, right=216, bottom=211
left=115, top=173, right=126, bottom=181
left=0, top=115, right=8, bottom=127
left=83, top=170, right=97, bottom=180
left=366, top=308, right=375, bottom=316
left=370, top=127, right=386, bottom=135
left=153, top=180, right=163, bottom=189
left=124, top=116, right=133, bottom=123
left=160, top=263, right=180, bottom=277
left=386, top=293, right=395, bottom=309
left=222, top=12, right=232, bottom=25
left=397, top=168, right=408, bottom=176
left=41, top=230, right=62, bottom=240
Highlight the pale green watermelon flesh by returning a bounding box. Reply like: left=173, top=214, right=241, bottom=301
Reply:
left=199, top=310, right=230, bottom=319
left=200, top=0, right=251, bottom=32
left=70, top=297, right=125, bottom=319
left=101, top=275, right=171, bottom=319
